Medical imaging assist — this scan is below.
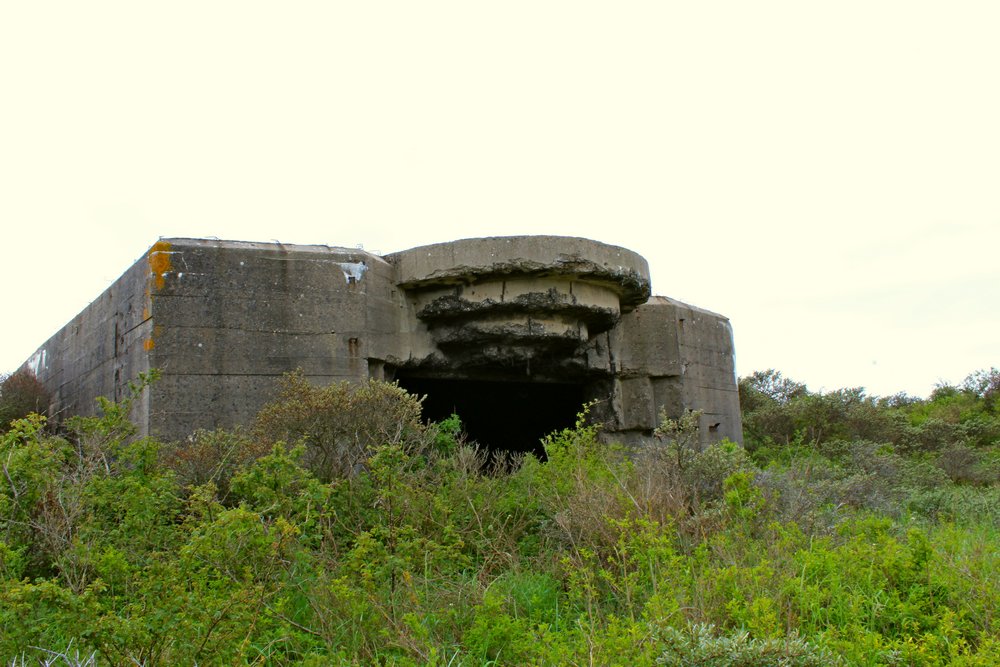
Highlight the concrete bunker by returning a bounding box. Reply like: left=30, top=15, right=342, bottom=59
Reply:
left=20, top=236, right=743, bottom=450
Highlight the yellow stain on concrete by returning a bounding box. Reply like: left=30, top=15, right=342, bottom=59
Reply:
left=148, top=240, right=173, bottom=290
left=143, top=320, right=163, bottom=352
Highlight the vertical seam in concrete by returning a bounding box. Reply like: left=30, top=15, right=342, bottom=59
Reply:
left=606, top=331, right=616, bottom=374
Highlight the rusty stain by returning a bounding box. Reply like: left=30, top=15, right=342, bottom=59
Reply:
left=148, top=240, right=173, bottom=290
left=143, top=324, right=162, bottom=351
left=347, top=337, right=360, bottom=357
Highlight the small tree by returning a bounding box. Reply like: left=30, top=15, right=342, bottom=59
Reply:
left=738, top=369, right=807, bottom=410
left=0, top=370, right=51, bottom=432
left=961, top=367, right=1000, bottom=412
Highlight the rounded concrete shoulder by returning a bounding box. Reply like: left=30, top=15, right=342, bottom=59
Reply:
left=386, top=236, right=651, bottom=306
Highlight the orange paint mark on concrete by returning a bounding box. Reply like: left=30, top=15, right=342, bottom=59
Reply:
left=144, top=324, right=162, bottom=351
left=143, top=283, right=152, bottom=321
left=148, top=240, right=173, bottom=290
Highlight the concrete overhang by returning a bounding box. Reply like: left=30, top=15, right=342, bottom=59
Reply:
left=386, top=235, right=651, bottom=309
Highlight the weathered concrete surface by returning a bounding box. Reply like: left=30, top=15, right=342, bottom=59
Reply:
left=24, top=254, right=152, bottom=429
left=144, top=239, right=395, bottom=437
left=601, top=297, right=743, bottom=444
left=21, top=236, right=742, bottom=447
left=383, top=237, right=653, bottom=384
left=389, top=236, right=651, bottom=307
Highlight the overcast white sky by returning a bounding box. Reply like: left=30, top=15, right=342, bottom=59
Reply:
left=2, top=2, right=998, bottom=398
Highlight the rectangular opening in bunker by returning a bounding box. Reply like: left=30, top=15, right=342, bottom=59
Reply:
left=394, top=375, right=585, bottom=461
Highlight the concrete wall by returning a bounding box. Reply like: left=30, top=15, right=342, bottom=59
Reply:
left=599, top=296, right=742, bottom=446
left=144, top=239, right=395, bottom=439
left=667, top=297, right=743, bottom=444
left=22, top=252, right=152, bottom=431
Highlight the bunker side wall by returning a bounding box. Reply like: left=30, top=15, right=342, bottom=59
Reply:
left=602, top=296, right=742, bottom=446
left=669, top=297, right=743, bottom=444
left=19, top=254, right=153, bottom=432
left=145, top=240, right=398, bottom=441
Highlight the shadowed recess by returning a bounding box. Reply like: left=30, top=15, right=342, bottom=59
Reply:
left=396, top=376, right=584, bottom=460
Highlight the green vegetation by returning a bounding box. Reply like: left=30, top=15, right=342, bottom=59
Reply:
left=2, top=369, right=998, bottom=665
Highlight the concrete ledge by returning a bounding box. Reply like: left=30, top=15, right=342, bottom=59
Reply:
left=387, top=236, right=651, bottom=307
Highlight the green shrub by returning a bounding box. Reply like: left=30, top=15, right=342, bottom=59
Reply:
left=253, top=371, right=429, bottom=481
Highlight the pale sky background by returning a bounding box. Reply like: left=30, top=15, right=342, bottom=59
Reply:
left=2, top=2, right=998, bottom=398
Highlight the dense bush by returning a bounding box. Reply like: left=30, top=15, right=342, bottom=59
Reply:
left=1, top=368, right=998, bottom=664
left=252, top=370, right=431, bottom=481
left=160, top=427, right=268, bottom=503
left=742, top=368, right=1000, bottom=476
